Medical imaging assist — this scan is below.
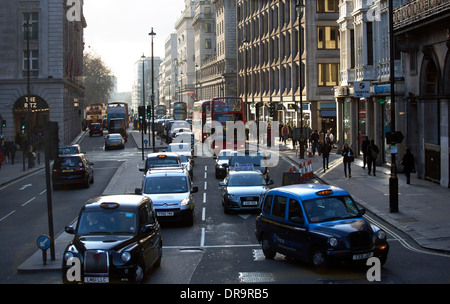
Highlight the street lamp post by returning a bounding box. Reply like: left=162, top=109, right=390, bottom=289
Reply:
left=388, top=0, right=398, bottom=213
left=242, top=40, right=249, bottom=124
left=149, top=28, right=156, bottom=152
left=296, top=0, right=305, bottom=159
left=141, top=54, right=146, bottom=160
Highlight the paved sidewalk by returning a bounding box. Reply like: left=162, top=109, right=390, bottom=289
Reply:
left=10, top=133, right=450, bottom=274
left=277, top=140, right=450, bottom=253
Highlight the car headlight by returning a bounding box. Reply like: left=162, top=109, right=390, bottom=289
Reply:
left=64, top=251, right=74, bottom=261
left=181, top=197, right=190, bottom=206
left=328, top=237, right=338, bottom=247
left=121, top=251, right=131, bottom=263
left=226, top=193, right=238, bottom=201
left=377, top=230, right=386, bottom=240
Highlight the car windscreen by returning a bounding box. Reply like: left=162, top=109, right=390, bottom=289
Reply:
left=144, top=176, right=189, bottom=194
left=54, top=157, right=82, bottom=168
left=59, top=147, right=79, bottom=154
left=107, top=134, right=122, bottom=140
left=77, top=209, right=137, bottom=235
left=228, top=174, right=265, bottom=186
left=147, top=157, right=179, bottom=168
left=229, top=155, right=263, bottom=167
left=302, top=196, right=361, bottom=223
left=218, top=151, right=232, bottom=160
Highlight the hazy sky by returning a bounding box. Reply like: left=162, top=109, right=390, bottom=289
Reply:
left=83, top=0, right=186, bottom=92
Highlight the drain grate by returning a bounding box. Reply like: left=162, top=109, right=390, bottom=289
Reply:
left=238, top=272, right=275, bottom=283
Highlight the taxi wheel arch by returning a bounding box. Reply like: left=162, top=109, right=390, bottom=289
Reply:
left=261, top=234, right=276, bottom=259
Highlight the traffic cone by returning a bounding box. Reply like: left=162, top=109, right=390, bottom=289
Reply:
left=289, top=167, right=293, bottom=173
left=308, top=160, right=313, bottom=179
left=299, top=163, right=304, bottom=181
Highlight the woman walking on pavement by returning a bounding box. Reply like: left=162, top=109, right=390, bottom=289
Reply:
left=367, top=139, right=379, bottom=176
left=401, top=148, right=415, bottom=184
left=342, top=143, right=354, bottom=178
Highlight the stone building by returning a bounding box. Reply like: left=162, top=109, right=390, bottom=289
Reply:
left=0, top=0, right=86, bottom=147
left=393, top=0, right=450, bottom=187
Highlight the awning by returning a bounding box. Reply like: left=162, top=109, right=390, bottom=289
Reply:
left=320, top=110, right=336, bottom=118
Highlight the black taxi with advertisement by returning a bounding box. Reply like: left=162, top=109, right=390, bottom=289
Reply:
left=255, top=184, right=389, bottom=268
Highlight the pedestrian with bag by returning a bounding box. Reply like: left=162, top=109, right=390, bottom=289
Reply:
left=282, top=123, right=289, bottom=145
left=401, top=148, right=415, bottom=184
left=367, top=139, right=379, bottom=176
left=310, top=130, right=319, bottom=156
left=342, top=143, right=354, bottom=178
left=322, top=135, right=332, bottom=172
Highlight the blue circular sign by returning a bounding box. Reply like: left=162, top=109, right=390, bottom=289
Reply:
left=37, top=235, right=51, bottom=250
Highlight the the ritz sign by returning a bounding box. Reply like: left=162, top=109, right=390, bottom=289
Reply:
left=66, top=0, right=82, bottom=22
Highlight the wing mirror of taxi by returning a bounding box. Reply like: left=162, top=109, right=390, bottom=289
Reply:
left=135, top=188, right=142, bottom=194
left=267, top=179, right=274, bottom=185
left=139, top=168, right=146, bottom=172
left=192, top=186, right=199, bottom=193
left=219, top=182, right=226, bottom=187
left=359, top=208, right=366, bottom=215
left=142, top=224, right=155, bottom=234
left=65, top=226, right=75, bottom=234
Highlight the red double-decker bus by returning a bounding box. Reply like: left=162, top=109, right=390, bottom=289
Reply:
left=193, top=97, right=246, bottom=154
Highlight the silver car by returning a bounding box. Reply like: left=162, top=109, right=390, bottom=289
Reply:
left=136, top=167, right=198, bottom=226
left=219, top=170, right=273, bottom=214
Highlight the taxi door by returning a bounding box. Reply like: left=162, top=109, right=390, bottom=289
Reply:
left=283, top=198, right=309, bottom=260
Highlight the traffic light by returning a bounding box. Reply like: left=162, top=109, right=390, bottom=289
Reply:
left=138, top=106, right=144, bottom=120
left=146, top=105, right=151, bottom=119
left=269, top=103, right=274, bottom=117
left=2, top=120, right=5, bottom=128
left=20, top=117, right=27, bottom=131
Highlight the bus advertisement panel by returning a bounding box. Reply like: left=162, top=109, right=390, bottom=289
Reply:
left=173, top=101, right=187, bottom=120
left=107, top=102, right=129, bottom=128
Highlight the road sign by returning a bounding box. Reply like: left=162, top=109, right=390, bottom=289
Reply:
left=386, top=131, right=404, bottom=144
left=37, top=235, right=51, bottom=250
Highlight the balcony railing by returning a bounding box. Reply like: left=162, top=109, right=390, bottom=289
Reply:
left=393, top=0, right=450, bottom=29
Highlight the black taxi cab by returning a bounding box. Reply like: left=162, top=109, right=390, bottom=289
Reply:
left=255, top=184, right=389, bottom=268
left=62, top=195, right=162, bottom=284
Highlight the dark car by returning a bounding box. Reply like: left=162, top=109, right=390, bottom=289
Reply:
left=52, top=153, right=94, bottom=190
left=255, top=184, right=389, bottom=268
left=214, top=149, right=233, bottom=179
left=89, top=123, right=103, bottom=136
left=219, top=170, right=273, bottom=213
left=62, top=195, right=162, bottom=283
left=109, top=118, right=128, bottom=142
left=104, top=133, right=125, bottom=150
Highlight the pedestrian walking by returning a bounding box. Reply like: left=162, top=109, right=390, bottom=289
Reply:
left=310, top=130, right=319, bottom=156
left=0, top=149, right=3, bottom=171
left=342, top=143, right=354, bottom=178
left=367, top=139, right=379, bottom=176
left=8, top=140, right=16, bottom=165
left=401, top=148, right=415, bottom=184
left=322, top=135, right=332, bottom=172
left=361, top=136, right=370, bottom=169
left=279, top=122, right=284, bottom=142
left=282, top=123, right=289, bottom=145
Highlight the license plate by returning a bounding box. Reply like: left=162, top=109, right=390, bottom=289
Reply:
left=352, top=252, right=373, bottom=260
left=243, top=201, right=258, bottom=206
left=62, top=169, right=73, bottom=172
left=84, top=277, right=109, bottom=283
left=157, top=211, right=174, bottom=216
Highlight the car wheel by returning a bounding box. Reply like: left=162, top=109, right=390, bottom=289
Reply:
left=261, top=234, right=276, bottom=259
left=310, top=249, right=328, bottom=271
left=135, top=264, right=144, bottom=284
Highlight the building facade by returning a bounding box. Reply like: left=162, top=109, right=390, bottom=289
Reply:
left=334, top=0, right=404, bottom=163
left=0, top=0, right=86, bottom=147
left=393, top=0, right=450, bottom=187
left=236, top=0, right=340, bottom=133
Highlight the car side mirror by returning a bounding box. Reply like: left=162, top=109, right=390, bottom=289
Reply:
left=138, top=168, right=146, bottom=172
left=65, top=226, right=75, bottom=234
left=266, top=179, right=274, bottom=185
left=135, top=188, right=142, bottom=194
left=141, top=224, right=155, bottom=234
left=219, top=182, right=226, bottom=187
left=192, top=186, right=198, bottom=193
left=359, top=208, right=366, bottom=215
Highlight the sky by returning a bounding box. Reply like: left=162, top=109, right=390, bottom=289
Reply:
left=83, top=0, right=186, bottom=92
